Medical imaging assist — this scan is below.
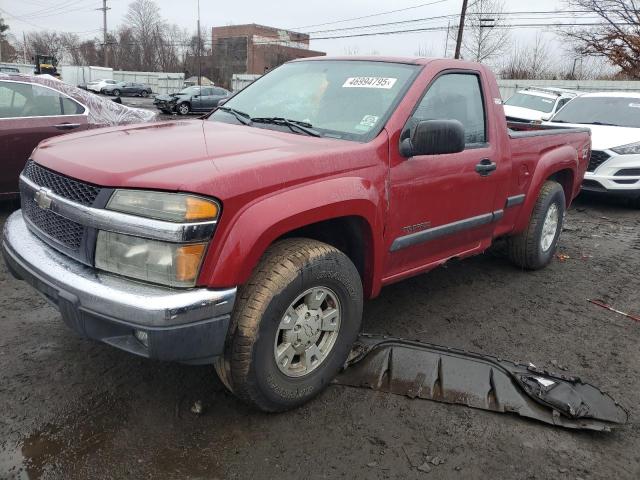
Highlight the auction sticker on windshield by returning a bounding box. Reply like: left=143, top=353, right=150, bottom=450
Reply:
left=343, top=77, right=397, bottom=89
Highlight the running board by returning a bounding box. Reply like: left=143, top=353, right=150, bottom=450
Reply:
left=334, top=334, right=628, bottom=431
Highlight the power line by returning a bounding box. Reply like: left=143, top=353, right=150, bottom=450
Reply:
left=292, top=0, right=449, bottom=30
left=303, top=10, right=614, bottom=36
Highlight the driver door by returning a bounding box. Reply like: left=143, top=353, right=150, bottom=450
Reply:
left=384, top=71, right=502, bottom=279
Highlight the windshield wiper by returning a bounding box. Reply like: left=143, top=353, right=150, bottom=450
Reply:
left=217, top=106, right=252, bottom=125
left=251, top=117, right=322, bottom=137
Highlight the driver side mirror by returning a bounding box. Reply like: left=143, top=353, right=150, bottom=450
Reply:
left=541, top=113, right=552, bottom=121
left=400, top=119, right=466, bottom=157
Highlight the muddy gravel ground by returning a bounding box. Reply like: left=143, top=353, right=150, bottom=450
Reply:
left=0, top=194, right=639, bottom=480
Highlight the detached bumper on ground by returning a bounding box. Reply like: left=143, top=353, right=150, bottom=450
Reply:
left=2, top=211, right=236, bottom=364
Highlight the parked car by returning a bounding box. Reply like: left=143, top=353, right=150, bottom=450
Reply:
left=0, top=66, right=20, bottom=74
left=545, top=92, right=640, bottom=207
left=86, top=79, right=117, bottom=93
left=153, top=85, right=230, bottom=115
left=2, top=58, right=590, bottom=412
left=503, top=87, right=580, bottom=123
left=0, top=73, right=157, bottom=199
left=102, top=81, right=153, bottom=97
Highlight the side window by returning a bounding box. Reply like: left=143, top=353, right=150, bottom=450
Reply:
left=0, top=82, right=31, bottom=118
left=214, top=88, right=228, bottom=96
left=412, top=73, right=487, bottom=145
left=61, top=96, right=84, bottom=115
left=0, top=83, right=84, bottom=117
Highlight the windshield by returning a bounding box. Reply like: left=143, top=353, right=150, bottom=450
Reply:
left=504, top=92, right=556, bottom=113
left=209, top=60, right=420, bottom=140
left=551, top=96, right=640, bottom=128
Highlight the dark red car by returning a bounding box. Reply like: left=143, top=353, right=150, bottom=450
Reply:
left=0, top=73, right=157, bottom=198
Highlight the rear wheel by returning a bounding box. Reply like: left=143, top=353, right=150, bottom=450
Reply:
left=177, top=102, right=190, bottom=115
left=215, top=238, right=363, bottom=412
left=629, top=196, right=640, bottom=209
left=507, top=180, right=565, bottom=270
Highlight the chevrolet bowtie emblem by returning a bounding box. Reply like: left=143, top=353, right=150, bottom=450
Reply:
left=34, top=189, right=53, bottom=210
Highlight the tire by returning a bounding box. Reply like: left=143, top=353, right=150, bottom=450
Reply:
left=215, top=238, right=363, bottom=412
left=141, top=90, right=149, bottom=98
left=629, top=196, right=640, bottom=209
left=112, top=89, right=121, bottom=97
left=507, top=180, right=565, bottom=270
left=177, top=102, right=190, bottom=115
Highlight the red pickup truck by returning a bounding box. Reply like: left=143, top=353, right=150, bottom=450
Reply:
left=2, top=57, right=590, bottom=412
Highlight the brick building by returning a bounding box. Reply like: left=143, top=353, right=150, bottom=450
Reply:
left=211, top=24, right=325, bottom=89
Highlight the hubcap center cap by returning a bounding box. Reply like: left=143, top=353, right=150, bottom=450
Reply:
left=284, top=305, right=322, bottom=353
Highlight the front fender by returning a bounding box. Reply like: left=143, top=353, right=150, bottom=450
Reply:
left=198, top=177, right=384, bottom=294
left=514, top=144, right=578, bottom=232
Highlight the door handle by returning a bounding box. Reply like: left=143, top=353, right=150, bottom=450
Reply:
left=475, top=158, right=497, bottom=176
left=54, top=123, right=81, bottom=130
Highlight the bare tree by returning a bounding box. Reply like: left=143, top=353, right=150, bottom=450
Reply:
left=500, top=35, right=554, bottom=79
left=343, top=45, right=360, bottom=55
left=125, top=0, right=164, bottom=70
left=450, top=0, right=509, bottom=64
left=415, top=44, right=434, bottom=57
left=23, top=32, right=66, bottom=63
left=0, top=15, right=18, bottom=62
left=560, top=0, right=640, bottom=78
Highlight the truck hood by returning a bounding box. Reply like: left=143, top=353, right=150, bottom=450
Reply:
left=544, top=122, right=640, bottom=151
left=32, top=119, right=371, bottom=199
left=503, top=105, right=546, bottom=121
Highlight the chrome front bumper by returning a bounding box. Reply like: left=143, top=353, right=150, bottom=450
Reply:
left=2, top=211, right=236, bottom=364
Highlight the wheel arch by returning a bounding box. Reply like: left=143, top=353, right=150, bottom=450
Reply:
left=198, top=178, right=384, bottom=298
left=513, top=145, right=578, bottom=232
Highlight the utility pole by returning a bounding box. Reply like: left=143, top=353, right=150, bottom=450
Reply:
left=23, top=32, right=27, bottom=64
left=454, top=0, right=469, bottom=60
left=97, top=0, right=110, bottom=67
left=197, top=0, right=202, bottom=87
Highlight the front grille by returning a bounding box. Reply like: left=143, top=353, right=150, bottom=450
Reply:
left=587, top=151, right=610, bottom=172
left=23, top=160, right=101, bottom=205
left=23, top=199, right=84, bottom=250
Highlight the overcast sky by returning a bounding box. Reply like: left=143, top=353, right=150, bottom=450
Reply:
left=2, top=0, right=574, bottom=58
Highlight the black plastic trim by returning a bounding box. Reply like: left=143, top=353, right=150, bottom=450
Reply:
left=390, top=210, right=503, bottom=252
left=506, top=194, right=526, bottom=208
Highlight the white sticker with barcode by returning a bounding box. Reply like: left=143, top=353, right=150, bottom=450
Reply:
left=343, top=77, right=397, bottom=89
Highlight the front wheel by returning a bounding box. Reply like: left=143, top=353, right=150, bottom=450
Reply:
left=215, top=238, right=363, bottom=412
left=177, top=102, right=190, bottom=115
left=140, top=90, right=149, bottom=97
left=112, top=89, right=121, bottom=96
left=507, top=180, right=565, bottom=270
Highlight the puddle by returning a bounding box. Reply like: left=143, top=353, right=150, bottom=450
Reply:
left=0, top=394, right=125, bottom=479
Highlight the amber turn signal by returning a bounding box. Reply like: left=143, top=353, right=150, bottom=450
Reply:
left=185, top=197, right=219, bottom=221
left=175, top=243, right=208, bottom=282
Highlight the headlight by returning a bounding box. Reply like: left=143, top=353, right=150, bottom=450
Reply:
left=611, top=142, right=640, bottom=155
left=95, top=231, right=207, bottom=287
left=107, top=190, right=219, bottom=222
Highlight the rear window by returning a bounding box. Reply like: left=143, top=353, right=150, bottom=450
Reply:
left=551, top=96, right=640, bottom=128
left=504, top=92, right=556, bottom=113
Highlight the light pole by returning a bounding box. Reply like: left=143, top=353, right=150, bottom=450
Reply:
left=197, top=0, right=202, bottom=87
